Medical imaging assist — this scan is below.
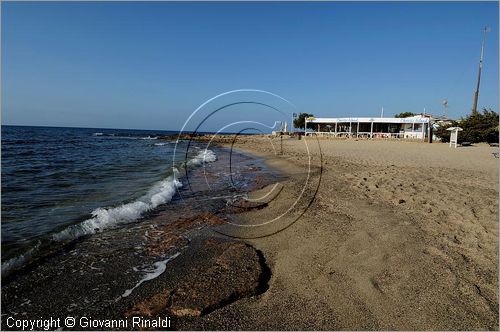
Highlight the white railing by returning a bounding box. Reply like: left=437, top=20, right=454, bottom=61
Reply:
left=305, top=131, right=424, bottom=139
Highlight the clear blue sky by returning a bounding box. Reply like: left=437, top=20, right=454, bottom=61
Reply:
left=2, top=1, right=499, bottom=131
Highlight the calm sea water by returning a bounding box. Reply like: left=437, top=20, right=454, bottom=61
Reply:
left=1, top=125, right=224, bottom=272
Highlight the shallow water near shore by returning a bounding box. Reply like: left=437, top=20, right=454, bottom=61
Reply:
left=2, top=131, right=283, bottom=328
left=1, top=125, right=279, bottom=277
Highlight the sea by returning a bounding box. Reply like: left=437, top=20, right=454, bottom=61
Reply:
left=1, top=125, right=270, bottom=277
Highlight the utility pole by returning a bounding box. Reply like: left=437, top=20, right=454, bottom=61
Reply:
left=472, top=26, right=490, bottom=115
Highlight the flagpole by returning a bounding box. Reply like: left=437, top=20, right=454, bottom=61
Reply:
left=472, top=26, right=490, bottom=115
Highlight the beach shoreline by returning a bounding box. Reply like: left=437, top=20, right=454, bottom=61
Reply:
left=1, top=143, right=283, bottom=329
left=2, top=135, right=498, bottom=330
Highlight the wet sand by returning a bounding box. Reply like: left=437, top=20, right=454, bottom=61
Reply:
left=178, top=135, right=499, bottom=330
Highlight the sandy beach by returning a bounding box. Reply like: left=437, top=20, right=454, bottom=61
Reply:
left=176, top=136, right=499, bottom=330
left=2, top=135, right=498, bottom=331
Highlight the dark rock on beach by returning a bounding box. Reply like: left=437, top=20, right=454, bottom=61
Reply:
left=158, top=133, right=237, bottom=143
left=125, top=237, right=270, bottom=320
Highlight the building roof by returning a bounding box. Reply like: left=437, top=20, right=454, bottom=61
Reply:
left=306, top=117, right=430, bottom=124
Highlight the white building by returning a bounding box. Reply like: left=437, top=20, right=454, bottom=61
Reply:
left=304, top=115, right=431, bottom=140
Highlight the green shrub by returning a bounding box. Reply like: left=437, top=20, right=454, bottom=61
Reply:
left=435, top=108, right=498, bottom=144
left=293, top=113, right=315, bottom=130
left=394, top=112, right=415, bottom=118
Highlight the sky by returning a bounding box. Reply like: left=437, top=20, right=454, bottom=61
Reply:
left=2, top=1, right=499, bottom=131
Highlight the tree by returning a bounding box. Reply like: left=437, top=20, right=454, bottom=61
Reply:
left=394, top=112, right=415, bottom=118
left=435, top=108, right=498, bottom=144
left=433, top=120, right=459, bottom=143
left=293, top=113, right=315, bottom=129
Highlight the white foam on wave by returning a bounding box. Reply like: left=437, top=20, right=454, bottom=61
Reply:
left=52, top=173, right=182, bottom=241
left=1, top=241, right=41, bottom=277
left=187, top=149, right=217, bottom=167
left=51, top=149, right=217, bottom=242
left=154, top=142, right=169, bottom=146
left=121, top=252, right=180, bottom=298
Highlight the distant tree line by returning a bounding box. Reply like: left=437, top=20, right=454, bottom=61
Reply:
left=435, top=108, right=499, bottom=144
left=394, top=112, right=415, bottom=118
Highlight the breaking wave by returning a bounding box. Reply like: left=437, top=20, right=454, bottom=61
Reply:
left=1, top=241, right=41, bottom=277
left=51, top=149, right=217, bottom=242
left=2, top=149, right=217, bottom=277
left=187, top=149, right=217, bottom=166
